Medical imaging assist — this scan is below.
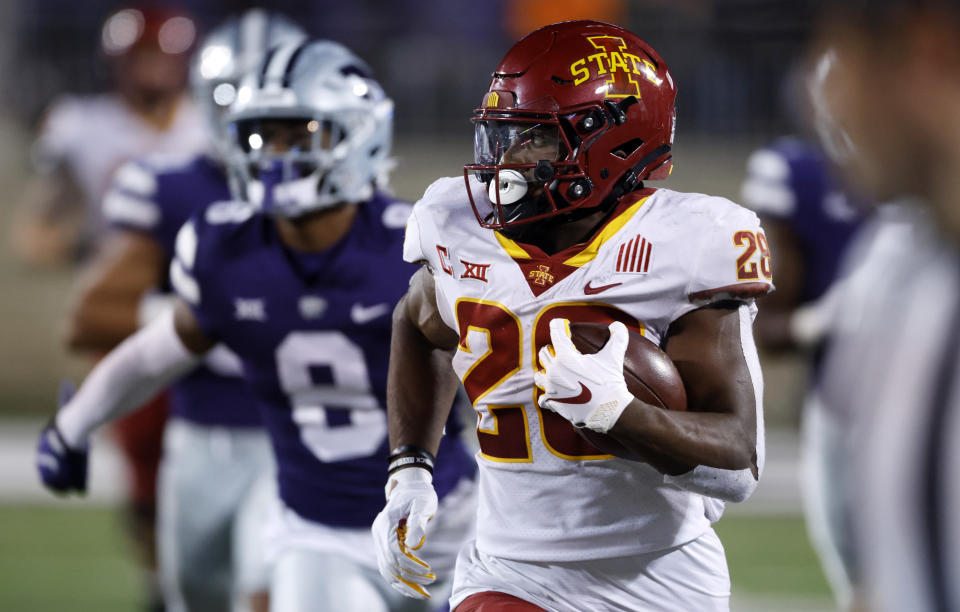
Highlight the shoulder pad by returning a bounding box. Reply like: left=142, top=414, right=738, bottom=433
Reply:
left=416, top=176, right=475, bottom=212
left=741, top=148, right=796, bottom=218
left=139, top=151, right=201, bottom=174
left=204, top=200, right=256, bottom=225
left=685, top=200, right=774, bottom=305
left=102, top=160, right=159, bottom=229
left=171, top=220, right=200, bottom=305
left=381, top=200, right=413, bottom=229
left=112, top=161, right=158, bottom=198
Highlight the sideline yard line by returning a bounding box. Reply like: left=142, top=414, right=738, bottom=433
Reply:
left=0, top=419, right=126, bottom=505
left=0, top=418, right=806, bottom=514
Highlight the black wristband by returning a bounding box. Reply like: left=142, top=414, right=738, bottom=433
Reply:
left=389, top=445, right=436, bottom=462
left=387, top=455, right=434, bottom=475
left=387, top=444, right=436, bottom=475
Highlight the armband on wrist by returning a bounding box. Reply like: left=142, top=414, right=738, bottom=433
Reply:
left=387, top=445, right=436, bottom=475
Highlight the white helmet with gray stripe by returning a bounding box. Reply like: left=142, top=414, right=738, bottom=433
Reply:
left=190, top=9, right=306, bottom=158
left=224, top=39, right=394, bottom=218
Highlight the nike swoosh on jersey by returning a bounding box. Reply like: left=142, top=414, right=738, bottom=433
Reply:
left=351, top=302, right=391, bottom=324
left=552, top=382, right=593, bottom=404
left=583, top=281, right=623, bottom=295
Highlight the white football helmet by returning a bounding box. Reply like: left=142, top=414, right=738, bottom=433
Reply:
left=190, top=9, right=306, bottom=158
left=224, top=40, right=394, bottom=218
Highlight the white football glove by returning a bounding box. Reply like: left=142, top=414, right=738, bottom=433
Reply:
left=371, top=466, right=438, bottom=600
left=534, top=318, right=635, bottom=433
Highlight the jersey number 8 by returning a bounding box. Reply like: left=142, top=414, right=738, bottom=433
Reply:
left=276, top=331, right=386, bottom=463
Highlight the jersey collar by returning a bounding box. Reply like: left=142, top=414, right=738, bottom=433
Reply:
left=493, top=189, right=655, bottom=296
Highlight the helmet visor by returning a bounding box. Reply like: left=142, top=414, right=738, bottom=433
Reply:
left=232, top=117, right=352, bottom=181
left=233, top=117, right=344, bottom=156
left=473, top=120, right=561, bottom=167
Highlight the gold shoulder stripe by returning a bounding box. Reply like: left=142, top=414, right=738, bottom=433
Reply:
left=494, top=231, right=531, bottom=260
left=564, top=195, right=650, bottom=267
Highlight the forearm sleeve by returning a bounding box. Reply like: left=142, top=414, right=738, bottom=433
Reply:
left=664, top=465, right=758, bottom=503
left=56, top=309, right=201, bottom=447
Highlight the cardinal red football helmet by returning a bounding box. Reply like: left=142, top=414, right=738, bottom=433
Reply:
left=464, top=20, right=676, bottom=232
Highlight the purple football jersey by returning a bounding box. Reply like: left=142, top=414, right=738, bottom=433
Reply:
left=103, top=153, right=261, bottom=427
left=742, top=137, right=867, bottom=302
left=170, top=193, right=475, bottom=526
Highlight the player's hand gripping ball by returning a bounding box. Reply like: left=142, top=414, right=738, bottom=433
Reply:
left=536, top=319, right=634, bottom=432
left=536, top=319, right=687, bottom=460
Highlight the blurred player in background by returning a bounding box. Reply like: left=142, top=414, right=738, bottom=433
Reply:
left=37, top=39, right=477, bottom=612
left=741, top=139, right=864, bottom=356
left=17, top=6, right=204, bottom=611
left=740, top=137, right=866, bottom=607
left=373, top=20, right=770, bottom=611
left=65, top=11, right=306, bottom=612
left=10, top=5, right=206, bottom=267
left=809, top=0, right=960, bottom=609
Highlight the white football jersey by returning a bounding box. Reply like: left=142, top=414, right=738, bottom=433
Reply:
left=35, top=93, right=209, bottom=231
left=405, top=177, right=772, bottom=562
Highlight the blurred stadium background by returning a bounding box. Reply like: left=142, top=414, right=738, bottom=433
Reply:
left=0, top=0, right=833, bottom=610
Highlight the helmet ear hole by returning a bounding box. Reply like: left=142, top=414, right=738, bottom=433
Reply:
left=611, top=138, right=644, bottom=160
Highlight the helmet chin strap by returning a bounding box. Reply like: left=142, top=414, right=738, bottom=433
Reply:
left=273, top=173, right=321, bottom=212
left=249, top=160, right=324, bottom=218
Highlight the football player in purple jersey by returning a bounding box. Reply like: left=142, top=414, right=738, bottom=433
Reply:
left=37, top=39, right=477, bottom=611
left=741, top=138, right=866, bottom=356
left=61, top=11, right=306, bottom=612
left=741, top=136, right=867, bottom=608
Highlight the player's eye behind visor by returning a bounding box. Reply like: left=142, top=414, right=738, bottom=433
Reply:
left=473, top=121, right=562, bottom=167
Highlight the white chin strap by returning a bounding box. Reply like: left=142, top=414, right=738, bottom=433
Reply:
left=248, top=173, right=322, bottom=217
left=488, top=169, right=528, bottom=205
left=274, top=173, right=320, bottom=209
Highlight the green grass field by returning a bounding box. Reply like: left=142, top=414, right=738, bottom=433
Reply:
left=0, top=506, right=141, bottom=611
left=0, top=506, right=831, bottom=611
left=716, top=514, right=832, bottom=597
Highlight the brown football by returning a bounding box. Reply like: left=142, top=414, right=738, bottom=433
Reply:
left=568, top=322, right=687, bottom=463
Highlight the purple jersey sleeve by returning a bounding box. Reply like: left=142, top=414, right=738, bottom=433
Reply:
left=106, top=154, right=262, bottom=427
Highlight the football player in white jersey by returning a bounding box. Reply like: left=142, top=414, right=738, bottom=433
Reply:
left=806, top=1, right=960, bottom=610
left=372, top=20, right=773, bottom=611
left=11, top=5, right=207, bottom=266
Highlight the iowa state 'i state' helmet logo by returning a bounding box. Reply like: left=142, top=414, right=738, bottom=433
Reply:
left=568, top=36, right=663, bottom=99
